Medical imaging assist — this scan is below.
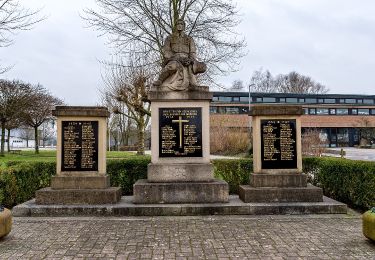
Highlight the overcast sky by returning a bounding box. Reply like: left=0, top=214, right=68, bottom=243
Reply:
left=2, top=0, right=375, bottom=105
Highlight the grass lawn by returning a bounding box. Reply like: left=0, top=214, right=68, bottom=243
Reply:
left=0, top=149, right=142, bottom=167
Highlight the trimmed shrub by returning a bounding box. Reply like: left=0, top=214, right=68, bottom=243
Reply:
left=107, top=157, right=149, bottom=195
left=213, top=159, right=252, bottom=194
left=0, top=161, right=55, bottom=208
left=304, top=157, right=375, bottom=210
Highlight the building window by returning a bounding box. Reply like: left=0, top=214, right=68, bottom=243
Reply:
left=371, top=109, right=375, bottom=115
left=256, top=97, right=262, bottom=102
left=358, top=109, right=370, bottom=115
left=329, top=108, right=336, bottom=115
left=364, top=99, right=374, bottom=104
left=240, top=96, right=249, bottom=102
left=309, top=108, right=316, bottom=115
left=337, top=108, right=349, bottom=115
left=226, top=107, right=239, bottom=114
left=233, top=97, right=240, bottom=102
left=303, top=108, right=309, bottom=114
left=219, top=96, right=232, bottom=102
left=351, top=108, right=358, bottom=115
left=286, top=98, right=298, bottom=103
left=210, top=106, right=218, bottom=114
left=212, top=96, right=219, bottom=101
left=316, top=108, right=329, bottom=115
left=217, top=107, right=226, bottom=114
left=305, top=98, right=317, bottom=103
left=318, top=98, right=324, bottom=103
left=324, top=99, right=336, bottom=104
left=263, top=97, right=276, bottom=103
left=279, top=98, right=286, bottom=103
left=357, top=99, right=363, bottom=104
left=298, top=98, right=305, bottom=103
left=345, top=99, right=356, bottom=104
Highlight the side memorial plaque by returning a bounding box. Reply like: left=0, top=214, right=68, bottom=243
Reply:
left=261, top=119, right=297, bottom=169
left=61, top=121, right=99, bottom=171
left=159, top=108, right=202, bottom=157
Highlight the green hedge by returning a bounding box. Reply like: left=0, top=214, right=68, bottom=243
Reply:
left=0, top=162, right=55, bottom=207
left=304, top=157, right=375, bottom=210
left=213, top=159, right=252, bottom=194
left=1, top=157, right=374, bottom=210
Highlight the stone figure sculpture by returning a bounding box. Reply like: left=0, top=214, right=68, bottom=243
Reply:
left=153, top=19, right=207, bottom=91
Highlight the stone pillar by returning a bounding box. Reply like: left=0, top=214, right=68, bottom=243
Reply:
left=239, top=105, right=323, bottom=203
left=133, top=88, right=229, bottom=204
left=35, top=106, right=121, bottom=205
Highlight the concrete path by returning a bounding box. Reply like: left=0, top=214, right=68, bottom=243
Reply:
left=324, top=147, right=375, bottom=162
left=1, top=214, right=374, bottom=259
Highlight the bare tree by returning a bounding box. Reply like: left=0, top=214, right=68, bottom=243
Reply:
left=22, top=84, right=63, bottom=154
left=102, top=56, right=152, bottom=155
left=249, top=69, right=329, bottom=94
left=0, top=0, right=45, bottom=73
left=0, top=79, right=32, bottom=155
left=83, top=0, right=246, bottom=83
left=229, top=80, right=244, bottom=92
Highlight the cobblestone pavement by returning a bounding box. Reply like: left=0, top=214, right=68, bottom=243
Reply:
left=1, top=214, right=374, bottom=259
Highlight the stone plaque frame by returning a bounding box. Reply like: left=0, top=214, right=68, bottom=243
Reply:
left=260, top=119, right=297, bottom=169
left=61, top=121, right=99, bottom=172
left=159, top=107, right=203, bottom=157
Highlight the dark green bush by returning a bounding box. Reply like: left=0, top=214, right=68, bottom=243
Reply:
left=0, top=161, right=55, bottom=208
left=107, top=157, right=149, bottom=195
left=312, top=158, right=375, bottom=210
left=213, top=159, right=252, bottom=194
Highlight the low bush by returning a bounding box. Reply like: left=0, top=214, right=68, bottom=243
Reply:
left=0, top=162, right=55, bottom=208
left=107, top=157, right=149, bottom=195
left=213, top=159, right=252, bottom=194
left=304, top=157, right=375, bottom=210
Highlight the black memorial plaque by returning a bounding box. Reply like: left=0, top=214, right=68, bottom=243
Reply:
left=159, top=108, right=202, bottom=157
left=61, top=121, right=99, bottom=171
left=261, top=119, right=297, bottom=169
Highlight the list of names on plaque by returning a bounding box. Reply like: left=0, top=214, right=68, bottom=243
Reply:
left=61, top=121, right=99, bottom=171
left=261, top=119, right=297, bottom=169
left=159, top=108, right=202, bottom=157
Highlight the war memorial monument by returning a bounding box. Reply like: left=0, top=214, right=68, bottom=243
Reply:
left=13, top=19, right=347, bottom=216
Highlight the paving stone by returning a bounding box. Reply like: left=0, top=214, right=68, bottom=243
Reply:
left=0, top=215, right=374, bottom=259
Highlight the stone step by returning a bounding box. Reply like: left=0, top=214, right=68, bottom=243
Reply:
left=12, top=195, right=347, bottom=217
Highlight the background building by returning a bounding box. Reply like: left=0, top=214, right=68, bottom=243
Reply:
left=210, top=92, right=375, bottom=147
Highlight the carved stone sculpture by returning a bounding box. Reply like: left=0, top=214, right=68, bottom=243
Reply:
left=153, top=19, right=207, bottom=91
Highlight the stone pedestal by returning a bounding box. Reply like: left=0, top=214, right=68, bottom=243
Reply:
left=35, top=106, right=121, bottom=205
left=134, top=88, right=229, bottom=204
left=239, top=105, right=323, bottom=203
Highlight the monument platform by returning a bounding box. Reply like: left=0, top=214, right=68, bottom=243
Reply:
left=133, top=179, right=228, bottom=204
left=12, top=195, right=347, bottom=217
left=35, top=187, right=122, bottom=205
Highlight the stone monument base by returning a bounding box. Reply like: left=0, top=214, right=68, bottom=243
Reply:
left=239, top=184, right=323, bottom=203
left=133, top=179, right=229, bottom=204
left=51, top=176, right=110, bottom=189
left=35, top=187, right=122, bottom=205
left=147, top=163, right=213, bottom=182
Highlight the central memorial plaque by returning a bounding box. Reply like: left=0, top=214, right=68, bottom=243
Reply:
left=261, top=119, right=297, bottom=169
left=159, top=107, right=202, bottom=157
left=61, top=121, right=98, bottom=171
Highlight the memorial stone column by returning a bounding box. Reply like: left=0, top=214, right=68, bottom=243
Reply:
left=239, top=105, right=324, bottom=203
left=35, top=106, right=122, bottom=205
left=133, top=19, right=228, bottom=204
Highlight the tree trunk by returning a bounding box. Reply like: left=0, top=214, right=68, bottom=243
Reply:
left=0, top=121, right=5, bottom=156
left=34, top=126, right=39, bottom=154
left=136, top=118, right=145, bottom=155
left=7, top=129, right=11, bottom=152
